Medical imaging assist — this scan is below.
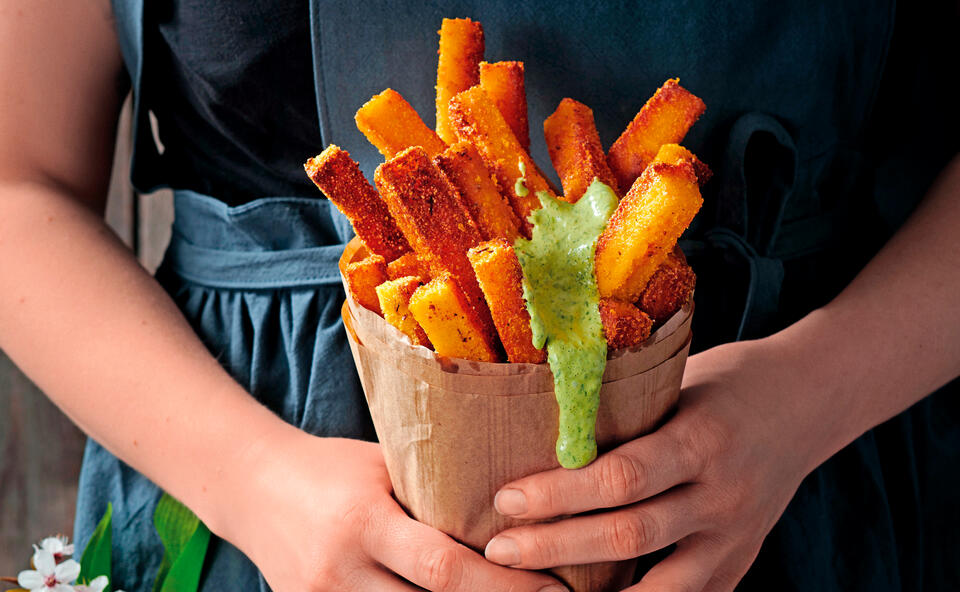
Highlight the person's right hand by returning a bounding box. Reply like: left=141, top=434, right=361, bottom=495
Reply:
left=223, top=432, right=567, bottom=592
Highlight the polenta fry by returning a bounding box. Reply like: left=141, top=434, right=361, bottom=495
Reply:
left=409, top=273, right=500, bottom=362
left=356, top=88, right=447, bottom=159
left=448, top=86, right=557, bottom=234
left=373, top=146, right=497, bottom=342
left=304, top=145, right=410, bottom=261
left=599, top=298, right=653, bottom=349
left=544, top=98, right=619, bottom=202
left=595, top=161, right=702, bottom=301
left=376, top=276, right=432, bottom=348
left=435, top=141, right=521, bottom=242
left=435, top=18, right=484, bottom=144
left=638, top=246, right=696, bottom=324
left=345, top=254, right=388, bottom=315
left=607, top=79, right=706, bottom=192
left=652, top=143, right=713, bottom=186
left=468, top=240, right=546, bottom=363
left=386, top=251, right=428, bottom=281
left=479, top=60, right=529, bottom=151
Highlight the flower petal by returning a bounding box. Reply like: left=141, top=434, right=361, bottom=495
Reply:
left=53, top=559, right=80, bottom=583
left=33, top=549, right=55, bottom=575
left=40, top=537, right=63, bottom=554
left=52, top=584, right=75, bottom=592
left=88, top=575, right=109, bottom=592
left=17, top=569, right=43, bottom=589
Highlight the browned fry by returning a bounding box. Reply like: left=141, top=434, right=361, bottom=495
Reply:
left=652, top=143, right=713, bottom=186
left=435, top=18, right=484, bottom=144
left=595, top=161, right=702, bottom=301
left=468, top=240, right=546, bottom=364
left=434, top=141, right=521, bottom=242
left=304, top=145, right=410, bottom=261
left=376, top=276, right=432, bottom=348
left=345, top=254, right=388, bottom=315
left=607, top=78, right=706, bottom=192
left=373, top=146, right=498, bottom=343
left=386, top=252, right=428, bottom=281
left=355, top=89, right=447, bottom=159
left=408, top=273, right=500, bottom=362
left=448, top=86, right=557, bottom=235
left=637, top=246, right=696, bottom=324
left=599, top=298, right=653, bottom=350
left=479, top=61, right=529, bottom=151
left=543, top=98, right=619, bottom=202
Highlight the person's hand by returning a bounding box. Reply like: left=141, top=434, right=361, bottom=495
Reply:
left=224, top=433, right=568, bottom=592
left=482, top=338, right=843, bottom=591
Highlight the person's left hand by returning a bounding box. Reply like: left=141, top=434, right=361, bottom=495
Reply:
left=483, top=337, right=847, bottom=591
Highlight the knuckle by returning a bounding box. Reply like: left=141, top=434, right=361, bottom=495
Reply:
left=598, top=451, right=646, bottom=505
left=606, top=511, right=656, bottom=559
left=416, top=547, right=465, bottom=591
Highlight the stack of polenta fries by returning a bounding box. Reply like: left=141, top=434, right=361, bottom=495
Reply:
left=305, top=17, right=709, bottom=364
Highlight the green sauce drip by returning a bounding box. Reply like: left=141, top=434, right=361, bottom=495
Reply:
left=514, top=180, right=618, bottom=468
left=515, top=159, right=530, bottom=197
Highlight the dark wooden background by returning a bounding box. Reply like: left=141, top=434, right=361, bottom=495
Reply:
left=0, top=99, right=173, bottom=572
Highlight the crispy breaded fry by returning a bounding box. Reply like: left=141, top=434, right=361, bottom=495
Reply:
left=386, top=252, right=428, bottom=281
left=544, top=98, right=619, bottom=202
left=653, top=143, right=713, bottom=186
left=376, top=276, right=432, bottom=348
left=479, top=61, right=529, bottom=151
left=599, top=298, right=653, bottom=350
left=607, top=79, right=706, bottom=191
left=355, top=89, right=447, bottom=159
left=305, top=146, right=410, bottom=260
left=435, top=141, right=521, bottom=242
left=448, top=86, right=557, bottom=234
left=408, top=273, right=500, bottom=362
left=468, top=240, right=545, bottom=364
left=435, top=18, right=484, bottom=144
left=373, top=146, right=497, bottom=342
left=638, top=246, right=696, bottom=324
left=345, top=254, right=388, bottom=315
left=595, top=161, right=703, bottom=301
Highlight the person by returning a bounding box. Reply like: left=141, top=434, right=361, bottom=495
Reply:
left=0, top=1, right=956, bottom=591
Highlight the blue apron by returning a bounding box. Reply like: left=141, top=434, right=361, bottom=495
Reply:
left=75, top=1, right=959, bottom=590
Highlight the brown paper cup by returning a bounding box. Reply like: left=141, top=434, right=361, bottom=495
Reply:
left=339, top=237, right=692, bottom=592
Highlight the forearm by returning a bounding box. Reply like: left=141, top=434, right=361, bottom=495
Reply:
left=766, top=155, right=960, bottom=470
left=0, top=181, right=294, bottom=536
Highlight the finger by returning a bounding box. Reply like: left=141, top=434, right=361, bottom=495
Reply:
left=622, top=535, right=725, bottom=592
left=366, top=506, right=567, bottom=592
left=496, top=429, right=698, bottom=519
left=349, top=565, right=425, bottom=592
left=486, top=486, right=703, bottom=569
left=701, top=542, right=762, bottom=592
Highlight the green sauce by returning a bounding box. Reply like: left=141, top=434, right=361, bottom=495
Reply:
left=514, top=180, right=618, bottom=468
left=514, top=159, right=530, bottom=197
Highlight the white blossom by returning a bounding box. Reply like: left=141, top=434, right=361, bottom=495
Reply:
left=17, top=549, right=79, bottom=592
left=35, top=536, right=75, bottom=563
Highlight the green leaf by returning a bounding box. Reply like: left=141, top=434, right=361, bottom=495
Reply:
left=152, top=493, right=211, bottom=592
left=79, top=502, right=113, bottom=591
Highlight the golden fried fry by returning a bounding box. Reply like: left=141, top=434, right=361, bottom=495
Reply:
left=543, top=98, right=619, bottom=202
left=409, top=273, right=500, bottom=362
left=652, top=143, right=712, bottom=186
left=345, top=254, right=388, bottom=315
left=479, top=61, right=529, bottom=151
left=607, top=79, right=706, bottom=191
left=386, top=252, right=428, bottom=281
left=355, top=89, right=447, bottom=159
left=435, top=18, right=484, bottom=144
left=435, top=141, right=521, bottom=242
left=638, top=246, right=696, bottom=324
left=305, top=145, right=410, bottom=261
left=373, top=146, right=497, bottom=342
left=468, top=240, right=545, bottom=364
left=595, top=161, right=702, bottom=301
left=599, top=298, right=653, bottom=350
left=448, top=86, right=557, bottom=235
left=376, top=276, right=432, bottom=348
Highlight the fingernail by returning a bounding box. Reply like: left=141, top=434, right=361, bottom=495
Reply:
left=494, top=488, right=527, bottom=516
left=537, top=586, right=569, bottom=592
left=485, top=536, right=521, bottom=566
